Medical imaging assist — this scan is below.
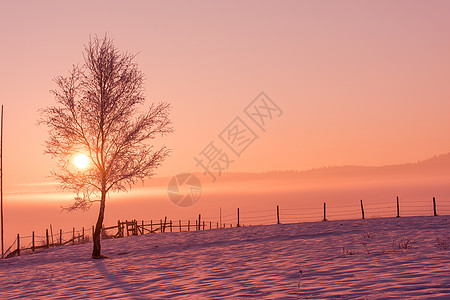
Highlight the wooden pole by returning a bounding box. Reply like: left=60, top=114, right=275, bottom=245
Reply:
left=188, top=220, right=190, bottom=231
left=217, top=222, right=219, bottom=229
left=163, top=217, right=167, bottom=233
left=179, top=220, right=182, bottom=232
left=277, top=205, right=280, bottom=224
left=203, top=221, right=205, bottom=230
left=59, top=229, right=62, bottom=245
left=0, top=106, right=3, bottom=259
left=16, top=233, right=20, bottom=256
left=73, top=227, right=75, bottom=244
left=323, top=202, right=327, bottom=221
left=237, top=208, right=240, bottom=227
left=396, top=196, right=400, bottom=218
left=220, top=207, right=222, bottom=229
left=170, top=220, right=173, bottom=232
left=82, top=227, right=85, bottom=243
left=160, top=219, right=163, bottom=233
left=360, top=200, right=365, bottom=220
left=150, top=220, right=153, bottom=232
left=433, top=197, right=437, bottom=216
left=210, top=221, right=212, bottom=230
left=198, top=214, right=201, bottom=231
left=46, top=229, right=49, bottom=248
left=142, top=220, right=144, bottom=235
left=32, top=231, right=35, bottom=252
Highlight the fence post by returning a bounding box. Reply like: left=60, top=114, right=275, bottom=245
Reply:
left=360, top=200, right=365, bottom=220
left=195, top=220, right=198, bottom=230
left=82, top=227, right=85, bottom=243
left=150, top=220, right=153, bottom=232
left=179, top=220, right=182, bottom=232
left=323, top=202, right=327, bottom=221
left=396, top=196, right=400, bottom=218
left=188, top=220, right=190, bottom=231
left=237, top=208, right=240, bottom=227
left=141, top=220, right=144, bottom=235
left=277, top=205, right=280, bottom=224
left=73, top=227, right=75, bottom=244
left=60, top=229, right=62, bottom=245
left=32, top=231, right=35, bottom=252
left=203, top=221, right=205, bottom=230
left=160, top=219, right=163, bottom=233
left=16, top=234, right=20, bottom=256
left=217, top=222, right=219, bottom=229
left=198, top=214, right=201, bottom=231
left=433, top=197, right=437, bottom=216
left=163, top=217, right=167, bottom=233
left=46, top=229, right=49, bottom=248
left=170, top=220, right=173, bottom=232
left=210, top=222, right=212, bottom=230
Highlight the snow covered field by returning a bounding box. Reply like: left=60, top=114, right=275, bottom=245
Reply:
left=1, top=215, right=449, bottom=299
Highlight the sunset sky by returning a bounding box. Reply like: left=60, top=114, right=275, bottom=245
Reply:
left=1, top=1, right=450, bottom=243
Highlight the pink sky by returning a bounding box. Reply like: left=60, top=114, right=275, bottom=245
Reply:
left=0, top=1, right=450, bottom=244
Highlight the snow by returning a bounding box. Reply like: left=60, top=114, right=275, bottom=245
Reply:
left=1, top=216, right=449, bottom=299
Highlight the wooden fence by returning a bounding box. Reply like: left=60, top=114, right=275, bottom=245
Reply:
left=2, top=196, right=449, bottom=259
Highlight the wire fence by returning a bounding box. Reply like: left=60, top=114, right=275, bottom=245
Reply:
left=2, top=196, right=449, bottom=259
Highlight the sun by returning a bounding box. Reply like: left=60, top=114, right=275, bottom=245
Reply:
left=73, top=153, right=90, bottom=170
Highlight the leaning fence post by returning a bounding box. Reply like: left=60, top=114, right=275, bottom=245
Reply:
left=396, top=196, right=400, bottom=218
left=17, top=234, right=20, bottom=256
left=433, top=197, right=437, bottom=216
left=323, top=202, right=327, bottom=221
left=32, top=231, right=35, bottom=252
left=277, top=205, right=280, bottom=224
left=360, top=200, right=365, bottom=220
left=46, top=229, right=49, bottom=248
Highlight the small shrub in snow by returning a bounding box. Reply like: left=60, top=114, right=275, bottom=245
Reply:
left=394, top=238, right=414, bottom=251
left=363, top=232, right=375, bottom=239
left=435, top=235, right=449, bottom=250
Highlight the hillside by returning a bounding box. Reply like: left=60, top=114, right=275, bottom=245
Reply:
left=1, top=216, right=449, bottom=299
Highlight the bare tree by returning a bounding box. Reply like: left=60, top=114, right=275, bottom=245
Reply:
left=40, top=35, right=173, bottom=258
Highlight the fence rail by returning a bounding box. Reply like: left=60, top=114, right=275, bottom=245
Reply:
left=2, top=196, right=449, bottom=259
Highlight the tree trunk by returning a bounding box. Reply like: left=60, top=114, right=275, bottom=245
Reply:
left=92, top=189, right=106, bottom=258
